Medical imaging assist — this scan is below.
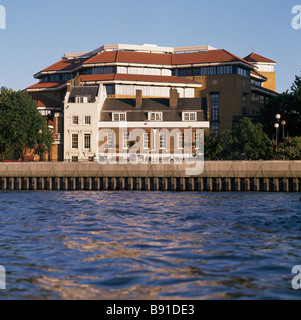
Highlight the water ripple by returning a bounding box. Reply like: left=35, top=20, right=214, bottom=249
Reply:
left=0, top=191, right=300, bottom=300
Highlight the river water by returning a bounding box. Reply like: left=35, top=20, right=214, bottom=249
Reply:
left=0, top=191, right=300, bottom=300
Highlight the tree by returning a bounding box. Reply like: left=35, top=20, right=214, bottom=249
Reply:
left=0, top=87, right=54, bottom=161
left=205, top=118, right=273, bottom=160
left=204, top=129, right=234, bottom=160
left=259, top=74, right=301, bottom=138
left=231, top=118, right=274, bottom=160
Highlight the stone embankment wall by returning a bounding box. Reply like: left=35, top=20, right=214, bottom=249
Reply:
left=0, top=161, right=300, bottom=192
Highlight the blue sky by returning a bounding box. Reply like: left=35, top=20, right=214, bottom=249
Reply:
left=0, top=0, right=300, bottom=93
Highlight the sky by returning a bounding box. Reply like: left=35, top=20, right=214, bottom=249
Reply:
left=0, top=0, right=300, bottom=93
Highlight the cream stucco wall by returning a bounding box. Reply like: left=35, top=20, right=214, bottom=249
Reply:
left=63, top=85, right=107, bottom=161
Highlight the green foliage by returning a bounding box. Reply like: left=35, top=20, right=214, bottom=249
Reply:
left=275, top=137, right=301, bottom=160
left=205, top=118, right=274, bottom=160
left=0, top=87, right=54, bottom=161
left=259, top=74, right=301, bottom=138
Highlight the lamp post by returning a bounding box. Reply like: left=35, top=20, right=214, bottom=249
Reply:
left=38, top=129, right=43, bottom=162
left=274, top=123, right=279, bottom=146
left=281, top=120, right=286, bottom=141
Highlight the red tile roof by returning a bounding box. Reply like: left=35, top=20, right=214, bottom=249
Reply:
left=172, top=49, right=254, bottom=67
left=31, top=93, right=62, bottom=107
left=78, top=73, right=201, bottom=85
left=83, top=49, right=255, bottom=68
left=27, top=82, right=66, bottom=90
left=34, top=48, right=260, bottom=80
left=244, top=52, right=276, bottom=64
left=84, top=51, right=172, bottom=66
left=41, top=58, right=86, bottom=72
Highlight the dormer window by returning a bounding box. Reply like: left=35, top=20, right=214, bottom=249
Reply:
left=182, top=112, right=197, bottom=122
left=75, top=96, right=88, bottom=103
left=113, top=113, right=127, bottom=122
left=148, top=112, right=163, bottom=122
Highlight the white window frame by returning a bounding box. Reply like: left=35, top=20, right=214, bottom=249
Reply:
left=113, top=112, right=127, bottom=122
left=84, top=115, right=92, bottom=126
left=123, top=132, right=129, bottom=149
left=182, top=112, right=197, bottom=122
left=72, top=115, right=79, bottom=125
left=194, top=132, right=201, bottom=150
left=83, top=133, right=91, bottom=150
left=178, top=132, right=184, bottom=150
left=160, top=133, right=166, bottom=150
left=71, top=133, right=79, bottom=150
left=143, top=133, right=150, bottom=150
left=148, top=112, right=163, bottom=122
left=75, top=96, right=88, bottom=104
left=107, top=132, right=115, bottom=148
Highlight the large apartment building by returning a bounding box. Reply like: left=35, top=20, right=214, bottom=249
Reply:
left=27, top=43, right=278, bottom=162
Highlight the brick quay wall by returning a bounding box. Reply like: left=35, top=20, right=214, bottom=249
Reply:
left=0, top=161, right=300, bottom=192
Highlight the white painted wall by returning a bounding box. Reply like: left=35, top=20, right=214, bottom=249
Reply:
left=64, top=84, right=107, bottom=161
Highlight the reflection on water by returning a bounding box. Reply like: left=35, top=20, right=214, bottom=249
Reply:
left=0, top=191, right=301, bottom=300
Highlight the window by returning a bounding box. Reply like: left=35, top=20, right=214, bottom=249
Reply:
left=148, top=112, right=163, bottom=122
left=84, top=116, right=91, bottom=125
left=113, top=113, right=127, bottom=122
left=178, top=132, right=184, bottom=149
left=211, top=123, right=219, bottom=136
left=211, top=93, right=220, bottom=122
left=182, top=112, right=197, bottom=122
left=72, top=115, right=79, bottom=125
left=211, top=93, right=220, bottom=135
left=160, top=133, right=166, bottom=150
left=84, top=134, right=91, bottom=150
left=242, top=94, right=247, bottom=115
left=72, top=156, right=79, bottom=162
left=75, top=96, right=88, bottom=103
left=72, top=134, right=79, bottom=149
left=194, top=132, right=201, bottom=149
left=107, top=132, right=114, bottom=147
left=143, top=133, right=150, bottom=149
left=123, top=132, right=129, bottom=149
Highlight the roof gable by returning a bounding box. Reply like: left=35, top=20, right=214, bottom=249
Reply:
left=244, top=52, right=276, bottom=64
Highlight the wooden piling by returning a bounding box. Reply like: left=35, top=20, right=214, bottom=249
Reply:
left=293, top=178, right=299, bottom=192
left=225, top=178, right=231, bottom=192
left=127, top=178, right=133, bottom=191
left=180, top=178, right=186, bottom=191
left=207, top=178, right=213, bottom=191
left=136, top=178, right=142, bottom=190
left=282, top=178, right=289, bottom=192
left=197, top=178, right=204, bottom=191
left=171, top=178, right=177, bottom=191
left=272, top=178, right=279, bottom=192
left=263, top=178, right=269, bottom=192
left=153, top=178, right=159, bottom=191
left=216, top=178, right=222, bottom=192
left=119, top=178, right=126, bottom=190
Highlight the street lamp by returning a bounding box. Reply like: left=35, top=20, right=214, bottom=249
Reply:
left=274, top=123, right=279, bottom=146
left=281, top=120, right=286, bottom=140
left=38, top=130, right=43, bottom=162
left=275, top=114, right=281, bottom=122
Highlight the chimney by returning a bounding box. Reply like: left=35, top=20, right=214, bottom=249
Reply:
left=67, top=83, right=72, bottom=92
left=74, top=72, right=82, bottom=87
left=136, top=90, right=143, bottom=108
left=169, top=89, right=179, bottom=108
